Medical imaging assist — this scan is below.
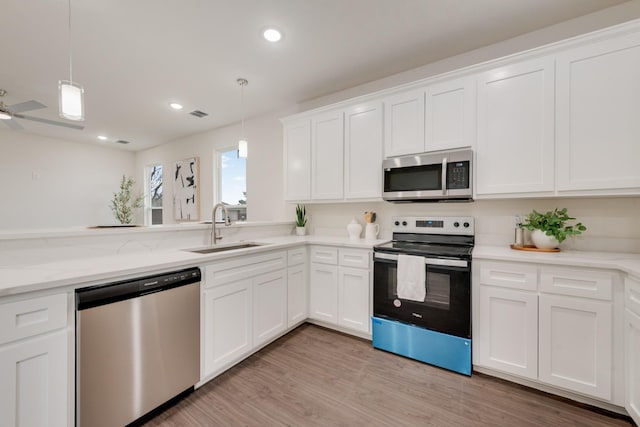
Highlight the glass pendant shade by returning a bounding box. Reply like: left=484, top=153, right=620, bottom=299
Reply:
left=59, top=80, right=84, bottom=121
left=238, top=138, right=248, bottom=158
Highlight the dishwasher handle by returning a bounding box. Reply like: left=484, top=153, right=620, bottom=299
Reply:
left=76, top=267, right=201, bottom=310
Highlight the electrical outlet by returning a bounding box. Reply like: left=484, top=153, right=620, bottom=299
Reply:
left=514, top=215, right=522, bottom=226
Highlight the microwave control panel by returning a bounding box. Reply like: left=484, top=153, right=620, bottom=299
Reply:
left=447, top=161, right=470, bottom=189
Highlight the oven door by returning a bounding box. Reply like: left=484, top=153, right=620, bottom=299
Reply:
left=373, top=252, right=471, bottom=338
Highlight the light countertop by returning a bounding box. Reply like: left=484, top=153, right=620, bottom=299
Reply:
left=0, top=235, right=388, bottom=297
left=473, top=245, right=640, bottom=279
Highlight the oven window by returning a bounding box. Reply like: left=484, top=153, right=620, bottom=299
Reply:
left=425, top=271, right=450, bottom=309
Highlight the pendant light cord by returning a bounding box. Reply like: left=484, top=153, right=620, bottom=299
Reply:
left=240, top=80, right=246, bottom=139
left=68, top=0, right=73, bottom=84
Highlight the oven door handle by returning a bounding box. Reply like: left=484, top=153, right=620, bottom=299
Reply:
left=374, top=252, right=468, bottom=268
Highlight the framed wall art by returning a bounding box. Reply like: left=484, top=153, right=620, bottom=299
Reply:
left=173, top=157, right=199, bottom=221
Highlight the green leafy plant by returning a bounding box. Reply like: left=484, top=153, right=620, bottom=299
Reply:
left=295, top=204, right=307, bottom=227
left=110, top=175, right=144, bottom=224
left=521, top=208, right=586, bottom=243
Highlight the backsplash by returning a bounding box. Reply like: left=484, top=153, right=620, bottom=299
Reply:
left=305, top=197, right=640, bottom=253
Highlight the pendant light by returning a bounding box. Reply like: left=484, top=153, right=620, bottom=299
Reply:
left=58, top=0, right=84, bottom=121
left=237, top=78, right=248, bottom=158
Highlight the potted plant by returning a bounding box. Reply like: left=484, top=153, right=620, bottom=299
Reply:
left=295, top=204, right=307, bottom=236
left=521, top=208, right=586, bottom=249
left=110, top=175, right=144, bottom=224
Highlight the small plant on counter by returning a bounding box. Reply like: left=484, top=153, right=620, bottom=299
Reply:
left=110, top=175, right=144, bottom=224
left=521, top=208, right=586, bottom=244
left=295, top=204, right=307, bottom=227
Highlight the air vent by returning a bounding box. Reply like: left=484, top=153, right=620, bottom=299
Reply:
left=115, top=139, right=130, bottom=145
left=189, top=110, right=208, bottom=118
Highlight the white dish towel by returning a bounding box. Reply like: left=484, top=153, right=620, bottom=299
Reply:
left=397, top=254, right=426, bottom=302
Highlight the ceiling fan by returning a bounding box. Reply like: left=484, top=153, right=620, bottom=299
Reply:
left=0, top=89, right=84, bottom=131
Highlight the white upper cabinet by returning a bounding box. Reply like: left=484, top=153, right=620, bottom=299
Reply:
left=311, top=111, right=344, bottom=200
left=476, top=57, right=555, bottom=196
left=425, top=76, right=476, bottom=152
left=383, top=89, right=425, bottom=157
left=344, top=102, right=383, bottom=199
left=556, top=33, right=640, bottom=194
left=283, top=119, right=311, bottom=201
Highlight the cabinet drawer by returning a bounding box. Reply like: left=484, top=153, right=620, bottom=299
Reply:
left=479, top=261, right=537, bottom=291
left=0, top=293, right=68, bottom=345
left=287, top=247, right=307, bottom=267
left=626, top=276, right=640, bottom=316
left=204, top=251, right=286, bottom=289
left=310, top=246, right=338, bottom=265
left=339, top=249, right=370, bottom=269
left=540, top=268, right=615, bottom=301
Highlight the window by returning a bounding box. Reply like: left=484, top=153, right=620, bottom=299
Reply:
left=215, top=148, right=246, bottom=221
left=146, top=164, right=163, bottom=224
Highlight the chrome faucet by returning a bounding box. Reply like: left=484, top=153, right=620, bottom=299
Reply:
left=211, top=203, right=231, bottom=245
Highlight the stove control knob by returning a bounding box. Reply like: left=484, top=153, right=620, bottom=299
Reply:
left=402, top=221, right=408, bottom=226
left=463, top=222, right=470, bottom=228
left=453, top=222, right=460, bottom=228
left=394, top=221, right=400, bottom=226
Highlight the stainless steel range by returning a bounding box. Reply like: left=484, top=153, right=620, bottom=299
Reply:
left=372, top=216, right=474, bottom=375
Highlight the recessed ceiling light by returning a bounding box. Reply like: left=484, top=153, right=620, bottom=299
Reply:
left=169, top=102, right=183, bottom=110
left=263, top=27, right=282, bottom=43
left=97, top=135, right=108, bottom=140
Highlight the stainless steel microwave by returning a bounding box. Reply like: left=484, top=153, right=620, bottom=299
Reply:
left=382, top=149, right=473, bottom=202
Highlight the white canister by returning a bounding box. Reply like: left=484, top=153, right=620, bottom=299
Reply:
left=347, top=219, right=363, bottom=240
left=364, top=223, right=380, bottom=240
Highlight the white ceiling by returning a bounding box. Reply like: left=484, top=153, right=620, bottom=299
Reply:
left=0, top=0, right=629, bottom=151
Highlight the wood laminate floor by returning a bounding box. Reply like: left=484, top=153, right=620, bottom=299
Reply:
left=144, top=324, right=633, bottom=427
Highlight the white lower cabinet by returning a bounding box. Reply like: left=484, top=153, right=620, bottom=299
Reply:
left=539, top=294, right=612, bottom=400
left=474, top=260, right=622, bottom=404
left=203, top=279, right=253, bottom=376
left=625, top=276, right=640, bottom=425
left=287, top=264, right=307, bottom=327
left=338, top=267, right=370, bottom=333
left=309, top=263, right=339, bottom=323
left=202, top=250, right=289, bottom=378
left=0, top=292, right=70, bottom=427
left=253, top=270, right=287, bottom=347
left=476, top=286, right=538, bottom=380
left=309, top=246, right=371, bottom=334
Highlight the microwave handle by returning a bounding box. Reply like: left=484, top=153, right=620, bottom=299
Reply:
left=441, top=157, right=448, bottom=195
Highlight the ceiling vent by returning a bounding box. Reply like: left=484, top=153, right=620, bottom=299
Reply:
left=115, top=139, right=130, bottom=145
left=189, top=110, right=208, bottom=118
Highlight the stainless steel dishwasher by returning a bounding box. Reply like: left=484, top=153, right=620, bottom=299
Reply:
left=76, top=267, right=201, bottom=427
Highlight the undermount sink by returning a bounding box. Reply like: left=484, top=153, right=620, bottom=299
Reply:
left=186, top=242, right=264, bottom=254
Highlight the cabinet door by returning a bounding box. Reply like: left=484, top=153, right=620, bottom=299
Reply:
left=556, top=33, right=640, bottom=193
left=476, top=57, right=555, bottom=195
left=626, top=309, right=640, bottom=426
left=311, top=111, right=344, bottom=200
left=425, top=76, right=476, bottom=151
left=383, top=89, right=425, bottom=157
left=344, top=102, right=383, bottom=199
left=0, top=330, right=68, bottom=427
left=288, top=264, right=307, bottom=327
left=476, top=286, right=538, bottom=380
left=309, top=263, right=338, bottom=324
left=338, top=267, right=370, bottom=333
left=283, top=119, right=311, bottom=201
left=203, top=279, right=252, bottom=377
left=539, top=294, right=612, bottom=400
left=253, top=270, right=287, bottom=347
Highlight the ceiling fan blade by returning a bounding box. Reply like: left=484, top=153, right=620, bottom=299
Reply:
left=14, top=113, right=84, bottom=130
left=2, top=118, right=24, bottom=130
left=8, top=100, right=47, bottom=114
